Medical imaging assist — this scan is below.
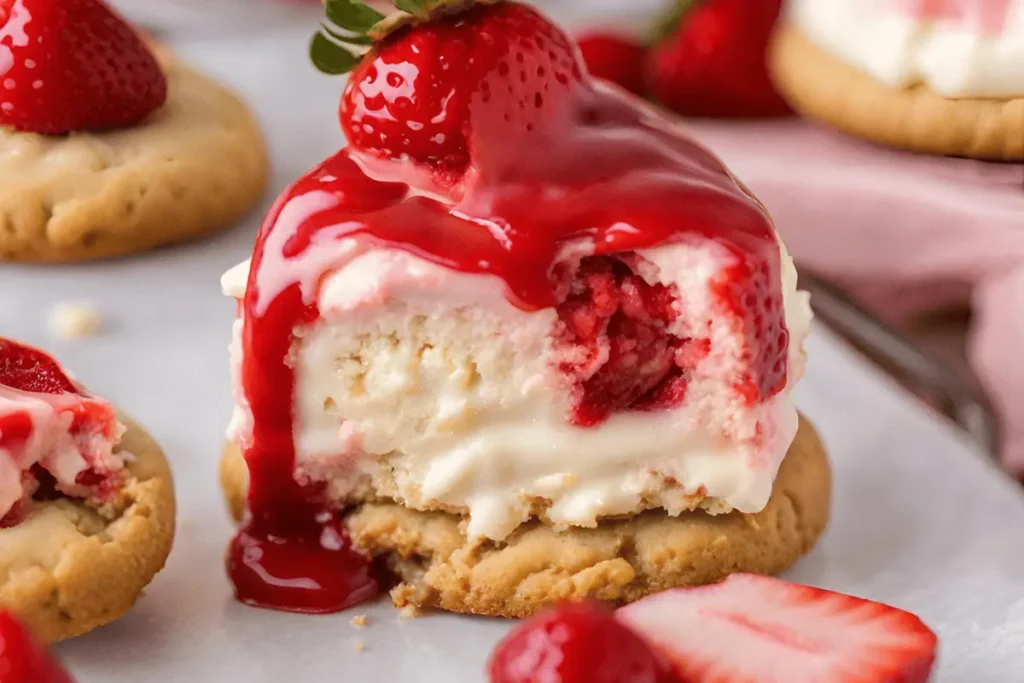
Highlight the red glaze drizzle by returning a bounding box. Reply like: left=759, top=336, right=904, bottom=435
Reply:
left=228, top=80, right=779, bottom=612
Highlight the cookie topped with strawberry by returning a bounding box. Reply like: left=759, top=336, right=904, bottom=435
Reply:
left=0, top=0, right=268, bottom=262
left=0, top=338, right=174, bottom=642
left=218, top=0, right=827, bottom=619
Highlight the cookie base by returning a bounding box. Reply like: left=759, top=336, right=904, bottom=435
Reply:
left=769, top=24, right=1024, bottom=161
left=0, top=418, right=176, bottom=642
left=221, top=416, right=830, bottom=618
left=0, top=56, right=269, bottom=262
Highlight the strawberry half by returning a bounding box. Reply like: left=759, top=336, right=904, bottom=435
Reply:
left=646, top=0, right=791, bottom=118
left=489, top=601, right=683, bottom=683
left=618, top=574, right=939, bottom=683
left=0, top=610, right=75, bottom=683
left=0, top=0, right=167, bottom=135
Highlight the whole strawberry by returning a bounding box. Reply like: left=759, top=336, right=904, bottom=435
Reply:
left=312, top=0, right=585, bottom=185
left=576, top=33, right=648, bottom=96
left=489, top=602, right=682, bottom=683
left=0, top=610, right=75, bottom=683
left=646, top=0, right=791, bottom=118
left=0, top=0, right=167, bottom=134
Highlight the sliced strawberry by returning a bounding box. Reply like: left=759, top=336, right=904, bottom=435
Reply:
left=0, top=610, right=75, bottom=683
left=339, top=1, right=584, bottom=184
left=711, top=256, right=788, bottom=404
left=0, top=339, right=78, bottom=395
left=0, top=338, right=116, bottom=435
left=576, top=33, right=648, bottom=96
left=646, top=0, right=791, bottom=118
left=489, top=601, right=683, bottom=683
left=0, top=0, right=167, bottom=135
left=618, top=574, right=938, bottom=683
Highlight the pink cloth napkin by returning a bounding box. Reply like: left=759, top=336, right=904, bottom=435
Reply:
left=689, top=119, right=1024, bottom=472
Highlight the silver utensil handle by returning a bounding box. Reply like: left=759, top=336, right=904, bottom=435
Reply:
left=800, top=270, right=1000, bottom=459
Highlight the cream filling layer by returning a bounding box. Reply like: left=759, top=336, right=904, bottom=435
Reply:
left=223, top=238, right=812, bottom=541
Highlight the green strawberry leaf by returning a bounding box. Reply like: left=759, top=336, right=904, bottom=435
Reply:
left=393, top=0, right=434, bottom=16
left=651, top=0, right=702, bottom=45
left=324, top=0, right=386, bottom=33
left=319, top=23, right=374, bottom=45
left=310, top=32, right=362, bottom=74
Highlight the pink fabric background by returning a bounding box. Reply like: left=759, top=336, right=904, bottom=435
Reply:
left=689, top=119, right=1024, bottom=472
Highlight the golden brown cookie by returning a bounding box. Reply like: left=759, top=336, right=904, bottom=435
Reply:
left=0, top=56, right=269, bottom=262
left=222, top=415, right=830, bottom=618
left=769, top=24, right=1024, bottom=161
left=0, top=417, right=176, bottom=642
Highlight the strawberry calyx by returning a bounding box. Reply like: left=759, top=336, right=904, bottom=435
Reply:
left=310, top=0, right=502, bottom=74
left=649, top=0, right=702, bottom=44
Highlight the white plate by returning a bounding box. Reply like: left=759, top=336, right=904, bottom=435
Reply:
left=2, top=6, right=1023, bottom=681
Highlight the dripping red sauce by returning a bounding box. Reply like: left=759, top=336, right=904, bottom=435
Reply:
left=227, top=83, right=779, bottom=613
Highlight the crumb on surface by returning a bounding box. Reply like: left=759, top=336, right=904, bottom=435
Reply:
left=399, top=604, right=421, bottom=620
left=47, top=302, right=102, bottom=339
left=350, top=614, right=368, bottom=628
left=354, top=639, right=366, bottom=653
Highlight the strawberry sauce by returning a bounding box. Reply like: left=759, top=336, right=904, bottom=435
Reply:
left=228, top=64, right=780, bottom=611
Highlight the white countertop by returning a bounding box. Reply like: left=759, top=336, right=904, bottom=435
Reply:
left=1, top=3, right=1022, bottom=680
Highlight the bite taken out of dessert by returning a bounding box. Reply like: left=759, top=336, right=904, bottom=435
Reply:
left=0, top=0, right=269, bottom=262
left=0, top=338, right=175, bottom=642
left=219, top=0, right=830, bottom=618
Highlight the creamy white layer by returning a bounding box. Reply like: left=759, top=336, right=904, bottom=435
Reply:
left=223, top=237, right=811, bottom=541
left=0, top=385, right=125, bottom=519
left=790, top=0, right=1024, bottom=98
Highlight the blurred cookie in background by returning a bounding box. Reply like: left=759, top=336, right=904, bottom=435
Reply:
left=770, top=0, right=1024, bottom=160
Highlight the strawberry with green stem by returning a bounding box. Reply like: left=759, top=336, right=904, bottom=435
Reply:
left=311, top=0, right=585, bottom=185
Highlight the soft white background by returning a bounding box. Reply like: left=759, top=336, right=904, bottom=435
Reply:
left=0, top=1, right=1021, bottom=680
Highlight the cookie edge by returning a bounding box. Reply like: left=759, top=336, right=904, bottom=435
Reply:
left=220, top=415, right=830, bottom=618
left=0, top=59, right=270, bottom=264
left=769, top=24, right=1024, bottom=161
left=0, top=416, right=177, bottom=642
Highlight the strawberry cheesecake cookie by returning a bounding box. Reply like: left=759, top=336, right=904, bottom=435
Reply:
left=0, top=338, right=175, bottom=641
left=219, top=0, right=830, bottom=617
left=0, top=0, right=269, bottom=262
left=770, top=0, right=1024, bottom=159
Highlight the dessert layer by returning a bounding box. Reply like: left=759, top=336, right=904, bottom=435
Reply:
left=222, top=239, right=810, bottom=541
left=0, top=384, right=124, bottom=522
left=791, top=0, right=1024, bottom=98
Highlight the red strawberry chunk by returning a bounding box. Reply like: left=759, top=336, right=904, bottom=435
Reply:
left=711, top=257, right=787, bottom=405
left=489, top=601, right=683, bottom=683
left=553, top=256, right=698, bottom=427
left=0, top=610, right=75, bottom=682
left=0, top=0, right=167, bottom=135
left=0, top=339, right=78, bottom=395
left=618, top=574, right=938, bottom=683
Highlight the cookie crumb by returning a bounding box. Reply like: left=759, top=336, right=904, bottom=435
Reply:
left=350, top=614, right=368, bottom=629
left=47, top=302, right=102, bottom=339
left=353, top=639, right=366, bottom=653
left=398, top=604, right=421, bottom=620
left=390, top=584, right=416, bottom=607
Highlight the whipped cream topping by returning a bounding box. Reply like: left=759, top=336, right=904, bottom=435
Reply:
left=791, top=0, right=1024, bottom=98
left=0, top=384, right=125, bottom=520
left=222, top=238, right=811, bottom=541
